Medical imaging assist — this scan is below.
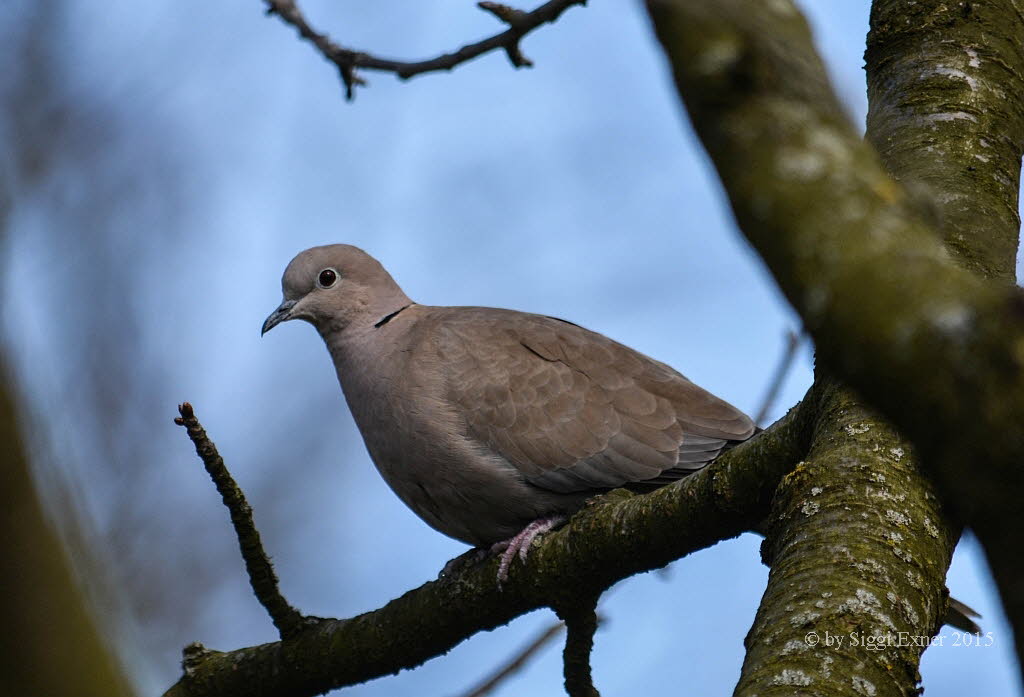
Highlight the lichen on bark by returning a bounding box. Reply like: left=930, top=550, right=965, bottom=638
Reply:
left=737, top=382, right=955, bottom=697
left=647, top=0, right=1024, bottom=676
left=866, top=0, right=1024, bottom=281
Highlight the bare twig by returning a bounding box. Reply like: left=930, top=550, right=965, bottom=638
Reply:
left=455, top=621, right=565, bottom=697
left=174, top=402, right=308, bottom=639
left=262, top=0, right=586, bottom=100
left=753, top=329, right=802, bottom=427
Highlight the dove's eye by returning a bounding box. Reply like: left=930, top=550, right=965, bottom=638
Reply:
left=317, top=268, right=338, bottom=288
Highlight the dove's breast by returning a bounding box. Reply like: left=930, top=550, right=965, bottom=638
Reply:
left=326, top=307, right=584, bottom=547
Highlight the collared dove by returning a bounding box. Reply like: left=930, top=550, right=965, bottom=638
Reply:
left=263, top=244, right=757, bottom=580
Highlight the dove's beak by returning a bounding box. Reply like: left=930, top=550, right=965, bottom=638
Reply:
left=262, top=299, right=297, bottom=336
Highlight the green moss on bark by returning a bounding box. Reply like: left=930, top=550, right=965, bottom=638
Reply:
left=164, top=405, right=812, bottom=697
left=647, top=0, right=1024, bottom=672
left=867, top=0, right=1024, bottom=280
left=737, top=383, right=955, bottom=697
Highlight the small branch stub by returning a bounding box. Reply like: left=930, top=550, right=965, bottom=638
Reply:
left=555, top=597, right=602, bottom=697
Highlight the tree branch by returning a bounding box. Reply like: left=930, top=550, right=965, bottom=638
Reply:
left=645, top=0, right=1024, bottom=669
left=555, top=596, right=601, bottom=697
left=173, top=402, right=308, bottom=639
left=163, top=400, right=812, bottom=697
left=263, top=0, right=586, bottom=100
left=736, top=380, right=957, bottom=696
left=866, top=0, right=1024, bottom=281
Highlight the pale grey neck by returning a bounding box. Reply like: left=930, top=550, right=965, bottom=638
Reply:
left=322, top=293, right=415, bottom=364
left=371, top=284, right=413, bottom=324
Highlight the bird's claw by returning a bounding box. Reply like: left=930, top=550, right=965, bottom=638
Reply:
left=492, top=516, right=565, bottom=586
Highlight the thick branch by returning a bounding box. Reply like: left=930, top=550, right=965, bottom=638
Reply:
left=736, top=381, right=957, bottom=697
left=163, top=400, right=811, bottom=697
left=263, top=0, right=586, bottom=99
left=866, top=0, right=1024, bottom=280
left=863, top=0, right=1024, bottom=661
left=645, top=0, right=1024, bottom=666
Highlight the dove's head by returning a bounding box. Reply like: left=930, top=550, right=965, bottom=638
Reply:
left=262, top=244, right=412, bottom=338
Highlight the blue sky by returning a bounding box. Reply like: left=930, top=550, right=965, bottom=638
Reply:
left=3, top=0, right=1020, bottom=695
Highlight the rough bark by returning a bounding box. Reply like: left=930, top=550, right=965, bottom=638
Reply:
left=863, top=0, right=1024, bottom=669
left=866, top=0, right=1023, bottom=281
left=736, top=381, right=955, bottom=696
left=646, top=0, right=1024, bottom=675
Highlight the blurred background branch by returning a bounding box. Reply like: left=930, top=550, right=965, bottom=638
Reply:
left=454, top=620, right=565, bottom=697
left=753, top=329, right=802, bottom=427
left=0, top=361, right=135, bottom=696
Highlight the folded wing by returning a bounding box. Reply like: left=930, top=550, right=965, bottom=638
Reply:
left=437, top=308, right=755, bottom=494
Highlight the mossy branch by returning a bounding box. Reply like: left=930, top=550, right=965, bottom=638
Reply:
left=645, top=0, right=1024, bottom=670
left=163, top=401, right=811, bottom=697
left=736, top=380, right=957, bottom=697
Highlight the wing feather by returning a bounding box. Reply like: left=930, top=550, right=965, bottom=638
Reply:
left=438, top=308, right=755, bottom=494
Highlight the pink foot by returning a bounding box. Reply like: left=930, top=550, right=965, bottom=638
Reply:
left=492, top=516, right=566, bottom=585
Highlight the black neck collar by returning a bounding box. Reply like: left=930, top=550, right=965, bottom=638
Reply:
left=374, top=303, right=412, bottom=329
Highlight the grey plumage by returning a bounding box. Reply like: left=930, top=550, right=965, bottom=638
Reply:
left=263, top=244, right=756, bottom=549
